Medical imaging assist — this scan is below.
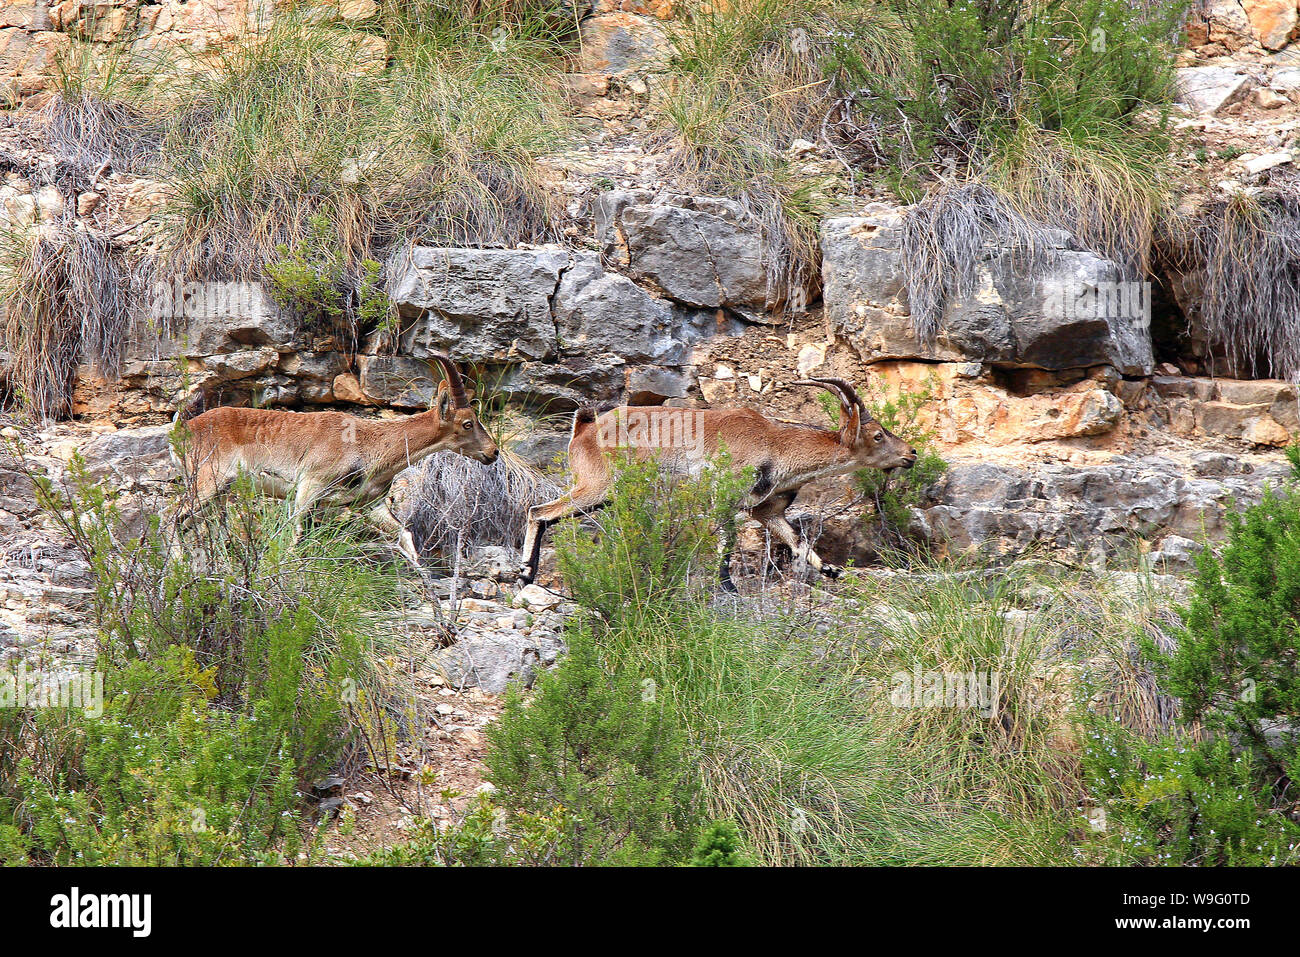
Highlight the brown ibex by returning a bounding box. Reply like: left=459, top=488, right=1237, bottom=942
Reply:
left=174, top=352, right=498, bottom=563
left=517, top=377, right=916, bottom=588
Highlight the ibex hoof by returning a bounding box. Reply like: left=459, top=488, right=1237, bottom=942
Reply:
left=821, top=563, right=844, bottom=580
left=516, top=566, right=535, bottom=586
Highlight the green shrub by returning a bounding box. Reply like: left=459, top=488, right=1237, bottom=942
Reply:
left=0, top=453, right=405, bottom=863
left=847, top=0, right=1182, bottom=170
left=1075, top=484, right=1300, bottom=865
left=484, top=622, right=701, bottom=866
left=859, top=381, right=947, bottom=547
left=265, top=213, right=349, bottom=339
left=690, top=820, right=750, bottom=866
left=0, top=647, right=306, bottom=865
left=1146, top=487, right=1300, bottom=789
left=553, top=452, right=750, bottom=626
left=1078, top=720, right=1300, bottom=866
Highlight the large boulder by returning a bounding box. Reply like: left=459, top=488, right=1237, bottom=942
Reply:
left=392, top=247, right=569, bottom=362
left=1175, top=66, right=1256, bottom=115
left=822, top=212, right=1154, bottom=375
left=1241, top=0, right=1297, bottom=50
left=553, top=253, right=682, bottom=363
left=594, top=190, right=777, bottom=316
left=389, top=244, right=750, bottom=411
left=919, top=454, right=1292, bottom=557
left=576, top=12, right=670, bottom=75
left=434, top=627, right=564, bottom=693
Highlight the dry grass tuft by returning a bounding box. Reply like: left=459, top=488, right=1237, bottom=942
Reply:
left=900, top=182, right=1057, bottom=344
left=0, top=223, right=132, bottom=420
left=403, top=448, right=562, bottom=559
left=1182, top=186, right=1300, bottom=379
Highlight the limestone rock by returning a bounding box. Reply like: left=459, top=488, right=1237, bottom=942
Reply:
left=577, top=13, right=670, bottom=75
left=1241, top=0, right=1296, bottom=50
left=822, top=214, right=1153, bottom=375
left=920, top=457, right=1293, bottom=558
left=434, top=628, right=564, bottom=693
left=553, top=253, right=681, bottom=363
left=77, top=426, right=174, bottom=483
left=1184, top=0, right=1257, bottom=52
left=391, top=247, right=569, bottom=362
left=1176, top=66, right=1256, bottom=115
left=594, top=190, right=776, bottom=314
left=134, top=283, right=294, bottom=357
left=358, top=355, right=436, bottom=409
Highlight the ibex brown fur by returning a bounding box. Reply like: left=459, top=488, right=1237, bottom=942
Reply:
left=174, top=353, right=498, bottom=563
left=518, top=377, right=916, bottom=587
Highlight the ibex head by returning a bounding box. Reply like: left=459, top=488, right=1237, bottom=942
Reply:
left=794, top=377, right=917, bottom=471
left=429, top=353, right=499, bottom=465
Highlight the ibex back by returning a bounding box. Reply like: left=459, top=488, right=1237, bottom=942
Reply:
left=518, top=377, right=916, bottom=587
left=175, top=353, right=498, bottom=563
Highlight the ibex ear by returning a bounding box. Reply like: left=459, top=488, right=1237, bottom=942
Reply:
left=436, top=380, right=452, bottom=418
left=844, top=402, right=862, bottom=444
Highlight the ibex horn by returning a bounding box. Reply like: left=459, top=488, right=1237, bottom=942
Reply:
left=428, top=352, right=470, bottom=409
left=793, top=377, right=872, bottom=419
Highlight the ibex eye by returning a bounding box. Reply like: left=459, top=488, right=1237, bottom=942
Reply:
left=874, top=433, right=883, bottom=442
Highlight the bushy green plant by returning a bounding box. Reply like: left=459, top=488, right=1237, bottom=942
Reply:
left=484, top=623, right=700, bottom=866
left=553, top=451, right=750, bottom=626
left=1078, top=718, right=1300, bottom=866
left=1075, top=484, right=1300, bottom=865
left=0, top=647, right=306, bottom=865
left=690, top=820, right=750, bottom=866
left=0, top=453, right=405, bottom=863
left=847, top=0, right=1182, bottom=170
left=265, top=213, right=348, bottom=339
left=1145, top=487, right=1300, bottom=789
left=861, top=381, right=947, bottom=544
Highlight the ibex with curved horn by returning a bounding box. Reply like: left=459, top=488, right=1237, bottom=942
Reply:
left=518, top=376, right=916, bottom=588
left=173, top=352, right=498, bottom=563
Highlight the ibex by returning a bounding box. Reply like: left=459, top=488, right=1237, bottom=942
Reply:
left=174, top=352, right=498, bottom=563
left=518, top=377, right=917, bottom=588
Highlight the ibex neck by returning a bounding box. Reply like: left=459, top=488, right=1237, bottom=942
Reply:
left=397, top=408, right=449, bottom=451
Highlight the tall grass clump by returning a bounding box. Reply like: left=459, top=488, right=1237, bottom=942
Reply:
left=156, top=12, right=564, bottom=281
left=657, top=1, right=906, bottom=309
left=0, top=454, right=408, bottom=864
left=845, top=0, right=1183, bottom=327
left=0, top=223, right=132, bottom=420
left=490, top=460, right=1099, bottom=864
